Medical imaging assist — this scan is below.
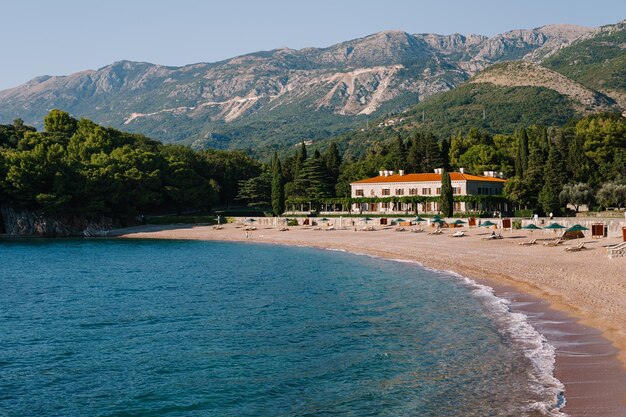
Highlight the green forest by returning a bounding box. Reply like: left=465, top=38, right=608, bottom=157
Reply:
left=1, top=110, right=625, bottom=229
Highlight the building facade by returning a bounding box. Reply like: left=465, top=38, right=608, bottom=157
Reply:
left=350, top=169, right=506, bottom=213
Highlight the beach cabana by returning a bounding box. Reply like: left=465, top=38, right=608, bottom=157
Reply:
left=564, top=224, right=588, bottom=241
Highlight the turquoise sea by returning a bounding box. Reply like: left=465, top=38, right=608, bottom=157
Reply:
left=0, top=239, right=564, bottom=416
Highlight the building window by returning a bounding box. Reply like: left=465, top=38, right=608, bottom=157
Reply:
left=409, top=188, right=418, bottom=195
left=355, top=189, right=364, bottom=196
left=453, top=187, right=462, bottom=195
left=382, top=189, right=390, bottom=196
left=421, top=188, right=431, bottom=195
left=395, top=188, right=404, bottom=196
left=436, top=187, right=441, bottom=194
left=370, top=189, right=375, bottom=196
left=381, top=202, right=389, bottom=209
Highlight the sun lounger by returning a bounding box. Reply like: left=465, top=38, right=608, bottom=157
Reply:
left=543, top=238, right=564, bottom=247
left=410, top=228, right=424, bottom=233
left=450, top=231, right=466, bottom=237
left=428, top=229, right=444, bottom=235
left=212, top=225, right=223, bottom=230
left=482, top=233, right=503, bottom=240
left=278, top=227, right=289, bottom=231
left=565, top=242, right=587, bottom=252
left=325, top=225, right=335, bottom=231
left=395, top=227, right=406, bottom=232
left=518, top=239, right=537, bottom=246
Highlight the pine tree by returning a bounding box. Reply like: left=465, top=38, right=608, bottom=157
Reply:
left=440, top=170, right=453, bottom=217
left=271, top=154, right=285, bottom=216
left=420, top=132, right=443, bottom=172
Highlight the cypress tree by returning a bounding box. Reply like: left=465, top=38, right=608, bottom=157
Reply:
left=271, top=154, right=285, bottom=216
left=538, top=145, right=563, bottom=215
left=406, top=133, right=422, bottom=173
left=299, top=141, right=307, bottom=163
left=440, top=170, right=453, bottom=217
left=515, top=128, right=529, bottom=179
left=323, top=142, right=342, bottom=182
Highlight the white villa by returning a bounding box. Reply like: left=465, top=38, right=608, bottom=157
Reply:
left=350, top=168, right=507, bottom=213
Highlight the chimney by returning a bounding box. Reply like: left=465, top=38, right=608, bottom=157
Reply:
left=434, top=168, right=443, bottom=174
left=389, top=170, right=394, bottom=176
left=379, top=170, right=384, bottom=177
left=459, top=167, right=465, bottom=174
left=399, top=170, right=404, bottom=176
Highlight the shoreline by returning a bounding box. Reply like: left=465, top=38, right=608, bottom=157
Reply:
left=112, top=223, right=626, bottom=416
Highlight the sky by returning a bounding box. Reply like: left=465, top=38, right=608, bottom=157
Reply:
left=0, top=0, right=624, bottom=90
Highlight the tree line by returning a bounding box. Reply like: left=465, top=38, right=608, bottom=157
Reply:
left=242, top=112, right=625, bottom=216
left=1, top=110, right=624, bottom=223
left=0, top=110, right=260, bottom=222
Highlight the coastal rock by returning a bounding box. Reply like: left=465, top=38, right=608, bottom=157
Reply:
left=0, top=206, right=115, bottom=237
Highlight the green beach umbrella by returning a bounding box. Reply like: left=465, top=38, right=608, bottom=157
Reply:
left=245, top=218, right=257, bottom=223
left=363, top=217, right=373, bottom=224
left=395, top=218, right=406, bottom=223
left=521, top=224, right=541, bottom=234
left=566, top=224, right=589, bottom=232
left=320, top=217, right=330, bottom=222
left=433, top=214, right=442, bottom=220
left=414, top=216, right=427, bottom=223
left=451, top=219, right=466, bottom=225
left=432, top=218, right=445, bottom=224
left=544, top=222, right=566, bottom=230
left=544, top=222, right=566, bottom=235
left=481, top=220, right=497, bottom=227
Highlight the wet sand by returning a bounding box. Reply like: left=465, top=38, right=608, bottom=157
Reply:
left=113, top=223, right=626, bottom=416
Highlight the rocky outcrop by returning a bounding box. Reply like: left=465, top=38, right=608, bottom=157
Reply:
left=0, top=206, right=115, bottom=237
left=470, top=61, right=615, bottom=110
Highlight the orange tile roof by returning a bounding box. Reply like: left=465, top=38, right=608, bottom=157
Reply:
left=351, top=172, right=506, bottom=184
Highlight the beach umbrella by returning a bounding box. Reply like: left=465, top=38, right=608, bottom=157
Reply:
left=394, top=218, right=406, bottom=223
left=481, top=220, right=497, bottom=227
left=544, top=222, right=566, bottom=235
left=245, top=218, right=257, bottom=223
left=521, top=223, right=541, bottom=234
left=414, top=216, right=427, bottom=223
left=433, top=214, right=442, bottom=220
left=320, top=217, right=330, bottom=222
left=363, top=217, right=373, bottom=224
left=451, top=219, right=466, bottom=225
left=432, top=218, right=445, bottom=225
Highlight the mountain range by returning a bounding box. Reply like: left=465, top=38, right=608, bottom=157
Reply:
left=0, top=20, right=623, bottom=154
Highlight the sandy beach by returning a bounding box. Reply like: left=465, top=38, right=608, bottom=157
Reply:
left=114, top=222, right=626, bottom=416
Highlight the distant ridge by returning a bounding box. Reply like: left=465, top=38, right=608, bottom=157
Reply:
left=1, top=20, right=623, bottom=153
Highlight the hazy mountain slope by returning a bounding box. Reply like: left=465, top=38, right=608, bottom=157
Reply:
left=0, top=25, right=594, bottom=151
left=542, top=20, right=626, bottom=106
